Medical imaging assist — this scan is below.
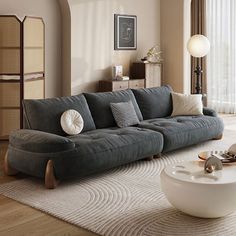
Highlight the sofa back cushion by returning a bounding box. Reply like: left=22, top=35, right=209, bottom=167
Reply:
left=84, top=89, right=143, bottom=129
left=23, top=94, right=96, bottom=136
left=132, top=85, right=173, bottom=119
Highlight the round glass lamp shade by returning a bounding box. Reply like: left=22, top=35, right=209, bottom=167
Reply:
left=187, top=34, right=210, bottom=58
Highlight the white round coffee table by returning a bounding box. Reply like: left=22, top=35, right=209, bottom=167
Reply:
left=160, top=161, right=236, bottom=218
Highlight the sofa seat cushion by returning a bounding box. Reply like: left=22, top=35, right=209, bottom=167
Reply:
left=138, top=115, right=224, bottom=152
left=84, top=89, right=143, bottom=129
left=67, top=127, right=163, bottom=158
left=55, top=127, right=163, bottom=178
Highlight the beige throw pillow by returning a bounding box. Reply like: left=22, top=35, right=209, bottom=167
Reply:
left=171, top=92, right=203, bottom=116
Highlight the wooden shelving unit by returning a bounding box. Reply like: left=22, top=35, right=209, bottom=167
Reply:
left=131, top=62, right=162, bottom=88
left=0, top=15, right=45, bottom=140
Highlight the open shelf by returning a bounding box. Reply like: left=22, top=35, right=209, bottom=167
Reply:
left=0, top=15, right=45, bottom=140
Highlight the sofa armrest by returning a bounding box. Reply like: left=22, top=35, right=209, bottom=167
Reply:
left=9, top=129, right=75, bottom=153
left=203, top=107, right=218, bottom=117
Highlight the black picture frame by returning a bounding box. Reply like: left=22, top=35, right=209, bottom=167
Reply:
left=114, top=14, right=137, bottom=50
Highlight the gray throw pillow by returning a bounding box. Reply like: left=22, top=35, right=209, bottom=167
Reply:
left=110, top=101, right=140, bottom=128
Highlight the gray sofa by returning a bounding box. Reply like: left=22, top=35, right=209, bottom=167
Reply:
left=5, top=85, right=224, bottom=188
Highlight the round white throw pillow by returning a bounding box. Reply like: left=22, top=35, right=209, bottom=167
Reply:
left=60, top=109, right=84, bottom=135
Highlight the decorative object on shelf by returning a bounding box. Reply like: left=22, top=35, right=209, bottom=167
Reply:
left=112, top=65, right=129, bottom=81
left=116, top=76, right=129, bottom=81
left=141, top=56, right=148, bottom=62
left=146, top=45, right=163, bottom=63
left=114, top=14, right=137, bottom=50
left=112, top=65, right=123, bottom=80
left=187, top=34, right=210, bottom=94
left=130, top=62, right=162, bottom=88
left=0, top=15, right=45, bottom=140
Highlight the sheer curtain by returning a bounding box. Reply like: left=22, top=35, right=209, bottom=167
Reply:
left=206, top=0, right=236, bottom=113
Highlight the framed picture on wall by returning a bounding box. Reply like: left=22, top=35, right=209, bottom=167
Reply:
left=114, top=14, right=137, bottom=50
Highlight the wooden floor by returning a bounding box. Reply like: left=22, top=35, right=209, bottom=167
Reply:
left=0, top=142, right=97, bottom=236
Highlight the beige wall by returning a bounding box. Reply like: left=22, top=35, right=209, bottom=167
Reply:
left=183, top=0, right=191, bottom=94
left=160, top=0, right=191, bottom=93
left=160, top=0, right=184, bottom=93
left=60, top=0, right=160, bottom=95
left=58, top=0, right=71, bottom=96
left=0, top=0, right=191, bottom=97
left=0, top=0, right=62, bottom=98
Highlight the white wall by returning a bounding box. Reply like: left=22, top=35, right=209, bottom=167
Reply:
left=60, top=0, right=160, bottom=95
left=0, top=0, right=62, bottom=97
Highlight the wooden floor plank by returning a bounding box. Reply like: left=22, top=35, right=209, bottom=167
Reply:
left=0, top=141, right=97, bottom=235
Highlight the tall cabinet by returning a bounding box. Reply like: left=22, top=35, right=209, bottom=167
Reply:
left=131, top=62, right=162, bottom=88
left=0, top=15, right=45, bottom=140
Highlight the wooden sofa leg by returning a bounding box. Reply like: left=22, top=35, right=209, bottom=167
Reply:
left=145, top=156, right=154, bottom=161
left=45, top=160, right=59, bottom=189
left=213, top=134, right=223, bottom=140
left=4, top=151, right=19, bottom=176
left=154, top=154, right=161, bottom=158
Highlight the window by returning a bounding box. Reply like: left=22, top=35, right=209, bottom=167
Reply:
left=206, top=0, right=236, bottom=113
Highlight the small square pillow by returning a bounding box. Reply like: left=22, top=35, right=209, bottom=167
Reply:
left=171, top=92, right=203, bottom=116
left=110, top=101, right=140, bottom=128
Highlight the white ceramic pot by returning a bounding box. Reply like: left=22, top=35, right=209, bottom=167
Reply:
left=160, top=161, right=236, bottom=218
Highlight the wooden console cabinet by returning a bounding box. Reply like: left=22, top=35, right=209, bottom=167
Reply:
left=99, top=79, right=145, bottom=92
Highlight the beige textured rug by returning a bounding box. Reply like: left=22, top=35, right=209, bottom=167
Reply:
left=0, top=121, right=236, bottom=235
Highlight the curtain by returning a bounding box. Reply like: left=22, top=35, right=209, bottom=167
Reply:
left=191, top=0, right=206, bottom=96
left=206, top=0, right=236, bottom=113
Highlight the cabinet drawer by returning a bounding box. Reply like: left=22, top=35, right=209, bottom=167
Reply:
left=129, top=79, right=145, bottom=89
left=112, top=81, right=129, bottom=91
